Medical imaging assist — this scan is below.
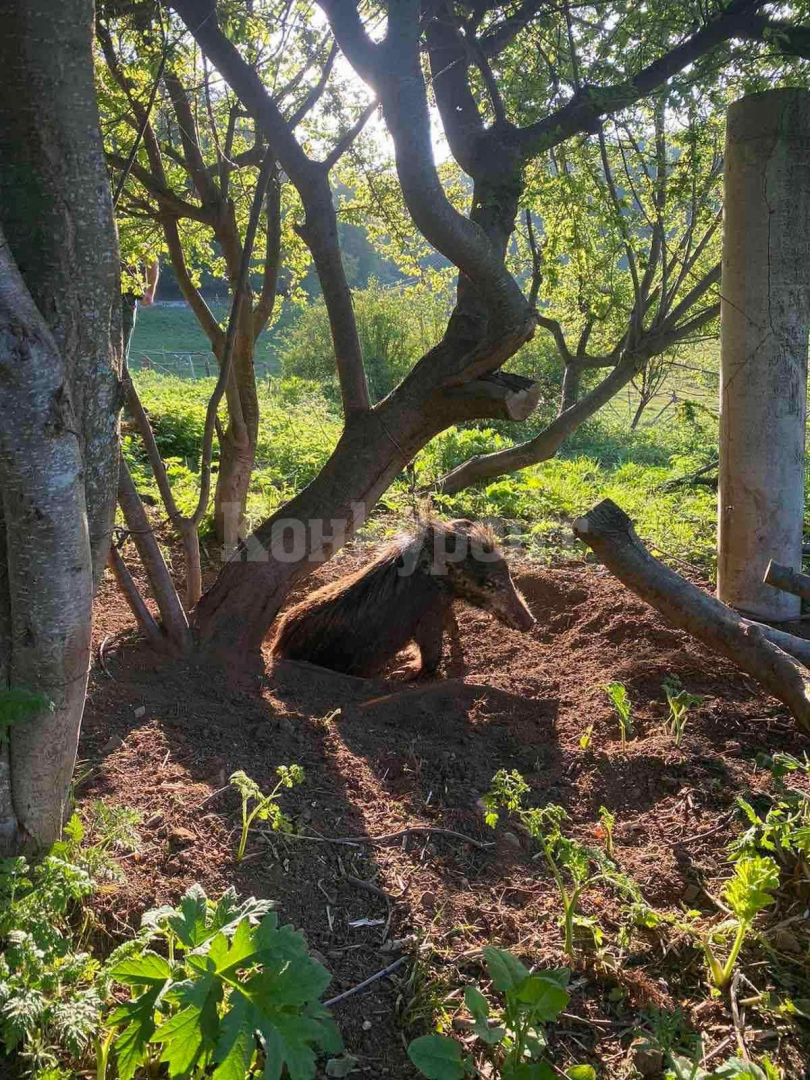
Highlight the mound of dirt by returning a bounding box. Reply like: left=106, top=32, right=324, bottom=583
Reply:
left=81, top=552, right=810, bottom=1077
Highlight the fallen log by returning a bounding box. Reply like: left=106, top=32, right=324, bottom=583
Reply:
left=764, top=560, right=810, bottom=604
left=572, top=499, right=810, bottom=732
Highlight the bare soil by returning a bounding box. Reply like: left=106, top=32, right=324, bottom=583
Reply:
left=82, top=541, right=810, bottom=1078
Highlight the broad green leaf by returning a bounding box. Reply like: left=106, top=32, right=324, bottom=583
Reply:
left=712, top=1060, right=767, bottom=1079
left=209, top=888, right=277, bottom=937
left=212, top=994, right=259, bottom=1080
left=542, top=967, right=571, bottom=988
left=512, top=975, right=570, bottom=1021
left=151, top=972, right=222, bottom=1079
left=168, top=883, right=211, bottom=948
left=110, top=984, right=164, bottom=1080
left=668, top=1054, right=709, bottom=1080
left=567, top=1067, right=597, bottom=1080
left=502, top=1064, right=556, bottom=1079
left=253, top=915, right=316, bottom=966
left=259, top=1025, right=284, bottom=1080
left=313, top=1010, right=344, bottom=1055
left=325, top=1057, right=358, bottom=1078
left=277, top=1040, right=317, bottom=1080
left=219, top=918, right=262, bottom=976
left=483, top=946, right=530, bottom=991
left=407, top=1034, right=468, bottom=1079
left=474, top=1022, right=506, bottom=1045
left=464, top=984, right=489, bottom=1021
left=247, top=955, right=331, bottom=1009
left=110, top=950, right=172, bottom=987
left=257, top=1016, right=320, bottom=1080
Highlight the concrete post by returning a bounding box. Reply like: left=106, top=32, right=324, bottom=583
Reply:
left=718, top=89, right=810, bottom=621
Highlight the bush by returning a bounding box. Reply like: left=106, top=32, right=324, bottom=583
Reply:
left=278, top=280, right=450, bottom=403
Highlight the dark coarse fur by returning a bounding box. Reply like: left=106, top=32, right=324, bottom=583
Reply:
left=270, top=517, right=534, bottom=678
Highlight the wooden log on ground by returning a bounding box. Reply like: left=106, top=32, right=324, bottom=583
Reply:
left=764, top=560, right=810, bottom=604
left=572, top=499, right=810, bottom=732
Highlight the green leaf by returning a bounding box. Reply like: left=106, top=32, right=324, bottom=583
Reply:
left=567, top=1067, right=597, bottom=1080
left=277, top=1040, right=316, bottom=1080
left=502, top=1064, right=556, bottom=1080
left=723, top=856, right=780, bottom=922
left=542, top=967, right=571, bottom=988
left=483, top=946, right=530, bottom=991
left=711, top=1060, right=768, bottom=1079
left=512, top=975, right=570, bottom=1021
left=150, top=971, right=222, bottom=1079
left=464, top=984, right=489, bottom=1021
left=168, top=883, right=211, bottom=948
left=325, top=1057, right=358, bottom=1078
left=110, top=984, right=165, bottom=1080
left=407, top=1034, right=469, bottom=1079
left=247, top=955, right=331, bottom=1009
left=212, top=994, right=259, bottom=1080
left=668, top=1054, right=708, bottom=1080
left=110, top=950, right=172, bottom=987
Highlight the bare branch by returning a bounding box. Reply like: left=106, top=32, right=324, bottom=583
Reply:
left=324, top=0, right=533, bottom=382
left=425, top=3, right=485, bottom=173
left=174, top=0, right=372, bottom=417
left=117, top=457, right=191, bottom=654
left=479, top=0, right=550, bottom=58
left=286, top=40, right=338, bottom=128
left=163, top=217, right=224, bottom=349
left=432, top=300, right=720, bottom=496
left=597, top=123, right=641, bottom=329
left=107, top=542, right=163, bottom=646
left=525, top=208, right=544, bottom=308
left=192, top=148, right=277, bottom=529
left=112, top=49, right=168, bottom=208
left=107, top=152, right=216, bottom=225
left=471, top=37, right=507, bottom=124
left=517, top=0, right=768, bottom=159
left=322, top=98, right=377, bottom=172
left=737, top=16, right=810, bottom=59
left=254, top=164, right=282, bottom=340
left=536, top=315, right=573, bottom=364
left=164, top=67, right=223, bottom=210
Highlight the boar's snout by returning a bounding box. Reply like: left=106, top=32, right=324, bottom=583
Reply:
left=499, top=586, right=535, bottom=632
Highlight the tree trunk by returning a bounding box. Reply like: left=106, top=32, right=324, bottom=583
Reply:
left=560, top=363, right=582, bottom=413
left=718, top=89, right=810, bottom=621
left=629, top=392, right=651, bottom=430
left=0, top=0, right=122, bottom=590
left=573, top=499, right=810, bottom=731
left=0, top=237, right=96, bottom=850
left=196, top=407, right=424, bottom=653
left=215, top=309, right=259, bottom=550
left=0, top=0, right=121, bottom=851
left=117, top=459, right=191, bottom=655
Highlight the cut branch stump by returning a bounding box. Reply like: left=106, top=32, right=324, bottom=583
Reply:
left=572, top=499, right=810, bottom=732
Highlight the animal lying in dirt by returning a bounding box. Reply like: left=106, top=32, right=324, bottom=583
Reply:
left=270, top=517, right=535, bottom=677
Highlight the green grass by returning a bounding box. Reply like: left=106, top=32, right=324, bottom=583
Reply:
left=126, top=373, right=341, bottom=534
left=128, top=301, right=283, bottom=377
left=127, top=369, right=723, bottom=574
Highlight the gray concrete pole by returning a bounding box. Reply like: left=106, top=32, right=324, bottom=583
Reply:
left=718, top=89, right=810, bottom=621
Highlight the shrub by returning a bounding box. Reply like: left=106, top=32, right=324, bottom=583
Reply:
left=278, top=280, right=450, bottom=403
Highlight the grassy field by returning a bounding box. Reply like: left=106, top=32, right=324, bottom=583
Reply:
left=122, top=301, right=735, bottom=574
left=128, top=366, right=723, bottom=574
left=128, top=300, right=283, bottom=378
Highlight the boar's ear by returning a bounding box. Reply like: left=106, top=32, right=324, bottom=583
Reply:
left=450, top=518, right=474, bottom=530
